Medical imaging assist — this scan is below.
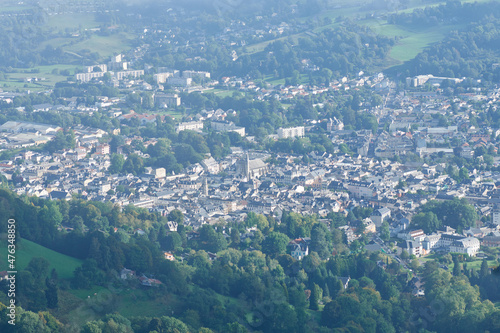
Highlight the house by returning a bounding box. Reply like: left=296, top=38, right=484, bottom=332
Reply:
left=370, top=207, right=391, bottom=227
left=164, top=252, right=175, bottom=261
left=139, top=275, right=162, bottom=287
left=339, top=276, right=351, bottom=289
left=49, top=190, right=71, bottom=201
left=288, top=238, right=310, bottom=260
left=166, top=221, right=178, bottom=232
left=363, top=218, right=377, bottom=234
left=120, top=268, right=136, bottom=280
left=207, top=252, right=218, bottom=261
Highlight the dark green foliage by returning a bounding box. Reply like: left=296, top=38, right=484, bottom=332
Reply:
left=416, top=198, right=477, bottom=232
left=262, top=232, right=290, bottom=257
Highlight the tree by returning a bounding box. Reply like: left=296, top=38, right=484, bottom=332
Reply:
left=400, top=249, right=409, bottom=260
left=453, top=256, right=462, bottom=276
left=109, top=153, right=125, bottom=174
left=411, top=211, right=441, bottom=234
left=168, top=209, right=184, bottom=224
left=230, top=228, right=240, bottom=246
left=380, top=221, right=390, bottom=242
left=164, top=232, right=182, bottom=251
left=480, top=259, right=489, bottom=279
left=311, top=223, right=331, bottom=259
left=310, top=283, right=321, bottom=310
left=122, top=154, right=144, bottom=175
left=262, top=232, right=290, bottom=257
left=45, top=277, right=58, bottom=308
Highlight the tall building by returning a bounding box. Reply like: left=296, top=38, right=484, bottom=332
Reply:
left=237, top=153, right=268, bottom=180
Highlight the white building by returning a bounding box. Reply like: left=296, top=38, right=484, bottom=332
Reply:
left=183, top=70, right=210, bottom=79
left=449, top=237, right=480, bottom=257
left=277, top=126, right=305, bottom=139
left=370, top=207, right=391, bottom=227
left=346, top=181, right=375, bottom=198
left=211, top=120, right=245, bottom=137
left=176, top=121, right=204, bottom=133
left=288, top=238, right=310, bottom=260
left=493, top=208, right=500, bottom=225
left=327, top=117, right=344, bottom=131
left=201, top=157, right=220, bottom=174
left=75, top=72, right=105, bottom=82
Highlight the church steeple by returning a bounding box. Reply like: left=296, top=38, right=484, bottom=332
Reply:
left=202, top=177, right=208, bottom=196
left=245, top=153, right=250, bottom=179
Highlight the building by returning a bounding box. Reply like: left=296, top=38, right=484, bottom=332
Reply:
left=154, top=72, right=174, bottom=84
left=85, top=64, right=107, bottom=73
left=176, top=121, right=204, bottom=133
left=164, top=252, right=175, bottom=261
left=327, top=117, right=344, bottom=131
left=363, top=218, right=376, bottom=233
left=211, top=120, right=245, bottom=137
left=167, top=77, right=192, bottom=87
left=482, top=236, right=500, bottom=247
left=0, top=121, right=61, bottom=135
left=237, top=154, right=268, bottom=179
left=422, top=234, right=441, bottom=251
left=182, top=70, right=210, bottom=79
left=108, top=54, right=128, bottom=71
left=406, top=74, right=463, bottom=87
left=154, top=93, right=181, bottom=108
left=201, top=157, right=220, bottom=174
left=406, top=239, right=424, bottom=257
left=288, top=238, right=310, bottom=260
left=339, top=276, right=351, bottom=289
left=277, top=126, right=305, bottom=139
left=346, top=181, right=375, bottom=199
left=449, top=237, right=480, bottom=257
left=96, top=144, right=110, bottom=155
left=370, top=207, right=391, bottom=227
left=75, top=72, right=105, bottom=82
left=114, top=70, right=144, bottom=80
left=493, top=207, right=500, bottom=225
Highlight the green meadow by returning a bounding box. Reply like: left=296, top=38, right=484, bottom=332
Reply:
left=0, top=237, right=82, bottom=279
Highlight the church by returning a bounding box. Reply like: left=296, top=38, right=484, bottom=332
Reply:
left=237, top=154, right=268, bottom=180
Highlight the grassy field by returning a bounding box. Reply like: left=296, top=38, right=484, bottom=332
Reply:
left=0, top=65, right=80, bottom=92
left=64, top=33, right=135, bottom=59
left=0, top=237, right=82, bottom=279
left=242, top=33, right=303, bottom=55
left=418, top=254, right=498, bottom=272
left=361, top=22, right=465, bottom=62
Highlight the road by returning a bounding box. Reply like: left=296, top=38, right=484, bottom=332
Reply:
left=371, top=235, right=411, bottom=271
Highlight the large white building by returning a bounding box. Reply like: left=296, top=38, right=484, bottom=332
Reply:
left=346, top=181, right=375, bottom=198
left=211, top=120, right=245, bottom=137
left=176, top=121, right=204, bottom=133
left=75, top=72, right=105, bottom=82
left=449, top=237, right=480, bottom=257
left=277, top=126, right=305, bottom=139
